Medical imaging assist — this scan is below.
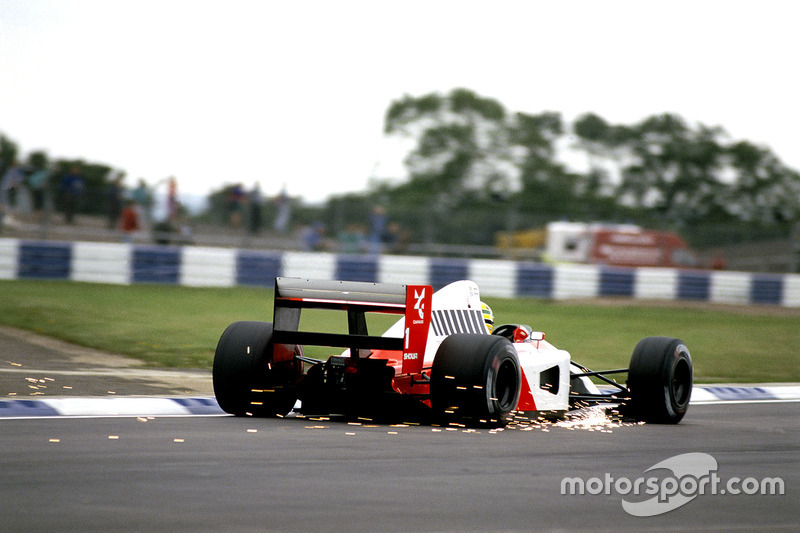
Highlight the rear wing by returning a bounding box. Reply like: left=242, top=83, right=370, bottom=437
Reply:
left=271, top=277, right=432, bottom=374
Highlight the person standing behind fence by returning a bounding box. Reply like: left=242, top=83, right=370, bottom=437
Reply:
left=119, top=198, right=140, bottom=242
left=368, top=205, right=387, bottom=254
left=248, top=182, right=263, bottom=234
left=106, top=172, right=124, bottom=229
left=273, top=185, right=291, bottom=234
left=131, top=179, right=153, bottom=229
left=26, top=166, right=50, bottom=223
left=167, top=176, right=178, bottom=223
left=1, top=160, right=26, bottom=225
left=228, top=183, right=245, bottom=227
left=59, top=166, right=85, bottom=224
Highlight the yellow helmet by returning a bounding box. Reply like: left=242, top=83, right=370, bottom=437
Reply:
left=481, top=301, right=494, bottom=333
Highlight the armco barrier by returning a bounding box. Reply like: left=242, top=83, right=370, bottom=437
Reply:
left=1, top=237, right=799, bottom=307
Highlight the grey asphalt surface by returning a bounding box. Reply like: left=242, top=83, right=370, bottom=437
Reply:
left=0, top=404, right=797, bottom=532
left=1, top=326, right=798, bottom=532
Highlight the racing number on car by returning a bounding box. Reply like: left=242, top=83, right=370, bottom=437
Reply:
left=402, top=285, right=432, bottom=374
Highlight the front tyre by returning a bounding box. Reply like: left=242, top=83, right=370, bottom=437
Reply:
left=430, top=334, right=521, bottom=426
left=625, top=337, right=692, bottom=424
left=213, top=321, right=298, bottom=417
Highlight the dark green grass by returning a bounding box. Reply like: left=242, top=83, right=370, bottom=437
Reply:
left=1, top=280, right=798, bottom=383
left=486, top=297, right=800, bottom=384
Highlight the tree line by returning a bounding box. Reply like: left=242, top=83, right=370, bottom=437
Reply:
left=353, top=88, right=800, bottom=248
left=5, top=87, right=800, bottom=248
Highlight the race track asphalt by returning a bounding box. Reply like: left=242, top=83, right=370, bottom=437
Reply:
left=1, top=404, right=798, bottom=532
left=1, top=326, right=798, bottom=532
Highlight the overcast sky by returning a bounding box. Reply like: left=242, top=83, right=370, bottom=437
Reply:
left=1, top=0, right=798, bottom=204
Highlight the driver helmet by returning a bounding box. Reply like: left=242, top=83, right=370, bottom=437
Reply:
left=480, top=301, right=494, bottom=334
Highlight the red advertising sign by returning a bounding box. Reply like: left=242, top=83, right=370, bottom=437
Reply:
left=591, top=229, right=694, bottom=267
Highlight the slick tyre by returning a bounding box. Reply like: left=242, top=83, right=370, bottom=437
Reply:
left=430, top=334, right=521, bottom=426
left=626, top=336, right=693, bottom=424
left=213, top=321, right=298, bottom=417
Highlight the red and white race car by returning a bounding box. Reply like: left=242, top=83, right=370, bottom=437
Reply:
left=213, top=278, right=693, bottom=426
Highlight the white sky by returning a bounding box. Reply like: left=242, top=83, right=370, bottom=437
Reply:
left=1, top=0, right=799, bottom=204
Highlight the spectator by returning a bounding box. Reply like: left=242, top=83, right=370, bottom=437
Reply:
left=228, top=183, right=245, bottom=227
left=273, top=185, right=291, bottom=234
left=26, top=166, right=50, bottom=223
left=119, top=199, right=140, bottom=242
left=248, top=183, right=263, bottom=234
left=338, top=223, right=366, bottom=254
left=710, top=250, right=727, bottom=270
left=106, top=172, right=124, bottom=229
left=368, top=205, right=387, bottom=254
left=59, top=165, right=85, bottom=224
left=131, top=179, right=153, bottom=229
left=167, top=176, right=178, bottom=222
left=382, top=221, right=411, bottom=254
left=301, top=222, right=326, bottom=251
left=1, top=160, right=26, bottom=225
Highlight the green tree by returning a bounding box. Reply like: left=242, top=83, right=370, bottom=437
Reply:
left=0, top=134, right=19, bottom=170
left=572, top=113, right=633, bottom=200
left=725, top=141, right=800, bottom=224
left=26, top=150, right=49, bottom=171
left=385, top=88, right=514, bottom=200
left=383, top=90, right=591, bottom=242
left=589, top=114, right=726, bottom=225
left=384, top=89, right=516, bottom=242
left=510, top=111, right=580, bottom=220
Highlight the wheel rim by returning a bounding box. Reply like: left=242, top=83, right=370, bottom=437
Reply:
left=671, top=356, right=692, bottom=407
left=493, top=358, right=519, bottom=412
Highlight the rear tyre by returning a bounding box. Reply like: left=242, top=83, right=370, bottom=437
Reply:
left=430, top=334, right=521, bottom=426
left=213, top=321, right=298, bottom=417
left=625, top=336, right=692, bottom=424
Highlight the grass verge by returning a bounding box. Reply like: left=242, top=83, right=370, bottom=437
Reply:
left=1, top=280, right=797, bottom=383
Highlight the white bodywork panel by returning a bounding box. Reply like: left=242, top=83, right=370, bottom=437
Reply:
left=514, top=340, right=571, bottom=412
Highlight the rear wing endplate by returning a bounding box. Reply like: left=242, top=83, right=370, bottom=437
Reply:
left=271, top=278, right=432, bottom=374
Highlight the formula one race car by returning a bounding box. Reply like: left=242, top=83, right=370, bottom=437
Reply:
left=213, top=278, right=693, bottom=426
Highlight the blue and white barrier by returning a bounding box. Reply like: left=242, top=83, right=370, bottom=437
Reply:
left=1, top=385, right=799, bottom=418
left=1, top=238, right=799, bottom=307
left=689, top=385, right=800, bottom=404
left=0, top=396, right=225, bottom=418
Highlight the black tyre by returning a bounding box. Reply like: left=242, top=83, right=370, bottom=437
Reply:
left=625, top=336, right=692, bottom=424
left=430, top=334, right=521, bottom=426
left=213, top=321, right=298, bottom=417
